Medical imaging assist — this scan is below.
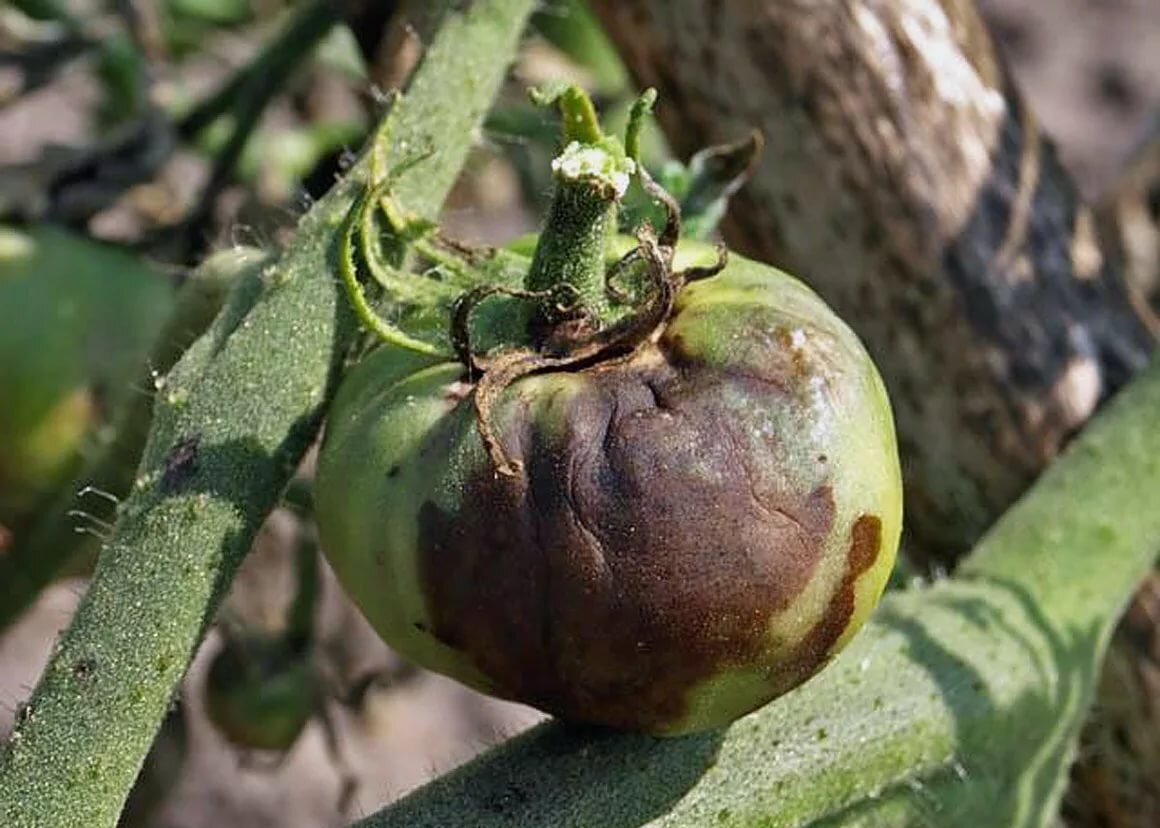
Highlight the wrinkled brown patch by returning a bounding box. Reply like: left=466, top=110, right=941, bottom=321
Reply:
left=418, top=346, right=841, bottom=731
left=786, top=514, right=883, bottom=681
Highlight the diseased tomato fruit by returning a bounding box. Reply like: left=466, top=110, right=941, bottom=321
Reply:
left=318, top=85, right=900, bottom=734
left=317, top=238, right=901, bottom=735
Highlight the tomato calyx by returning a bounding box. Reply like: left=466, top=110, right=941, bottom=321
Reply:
left=450, top=87, right=729, bottom=475
left=337, top=85, right=738, bottom=476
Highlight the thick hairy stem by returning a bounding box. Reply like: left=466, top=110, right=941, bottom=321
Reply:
left=358, top=356, right=1160, bottom=828
left=0, top=3, right=535, bottom=825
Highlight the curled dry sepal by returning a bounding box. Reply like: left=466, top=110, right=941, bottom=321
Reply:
left=315, top=86, right=903, bottom=735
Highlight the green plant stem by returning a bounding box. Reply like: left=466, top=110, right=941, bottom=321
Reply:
left=286, top=523, right=319, bottom=645
left=524, top=88, right=631, bottom=327
left=358, top=358, right=1160, bottom=828
left=524, top=180, right=616, bottom=320
left=546, top=85, right=603, bottom=144
left=0, top=3, right=535, bottom=825
left=0, top=248, right=267, bottom=633
left=175, top=3, right=332, bottom=142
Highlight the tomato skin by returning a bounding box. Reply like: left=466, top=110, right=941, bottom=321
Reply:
left=316, top=243, right=902, bottom=735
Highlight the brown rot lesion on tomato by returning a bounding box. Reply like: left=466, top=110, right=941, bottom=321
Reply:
left=415, top=418, right=847, bottom=731
left=316, top=83, right=903, bottom=735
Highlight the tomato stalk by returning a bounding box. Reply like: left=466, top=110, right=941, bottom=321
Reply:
left=524, top=85, right=649, bottom=336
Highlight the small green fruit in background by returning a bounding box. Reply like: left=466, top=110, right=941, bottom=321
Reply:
left=204, top=633, right=315, bottom=753
left=0, top=226, right=173, bottom=527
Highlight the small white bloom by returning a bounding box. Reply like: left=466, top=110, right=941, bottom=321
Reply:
left=551, top=141, right=636, bottom=196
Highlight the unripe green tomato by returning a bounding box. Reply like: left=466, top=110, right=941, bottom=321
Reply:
left=0, top=226, right=172, bottom=525
left=316, top=243, right=902, bottom=735
left=204, top=636, right=315, bottom=753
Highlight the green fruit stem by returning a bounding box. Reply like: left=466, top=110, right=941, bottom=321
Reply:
left=0, top=3, right=535, bottom=826
left=524, top=86, right=636, bottom=331
left=356, top=357, right=1160, bottom=827
left=525, top=179, right=617, bottom=321
left=540, top=84, right=604, bottom=145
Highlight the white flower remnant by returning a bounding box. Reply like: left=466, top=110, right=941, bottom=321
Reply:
left=551, top=141, right=636, bottom=196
